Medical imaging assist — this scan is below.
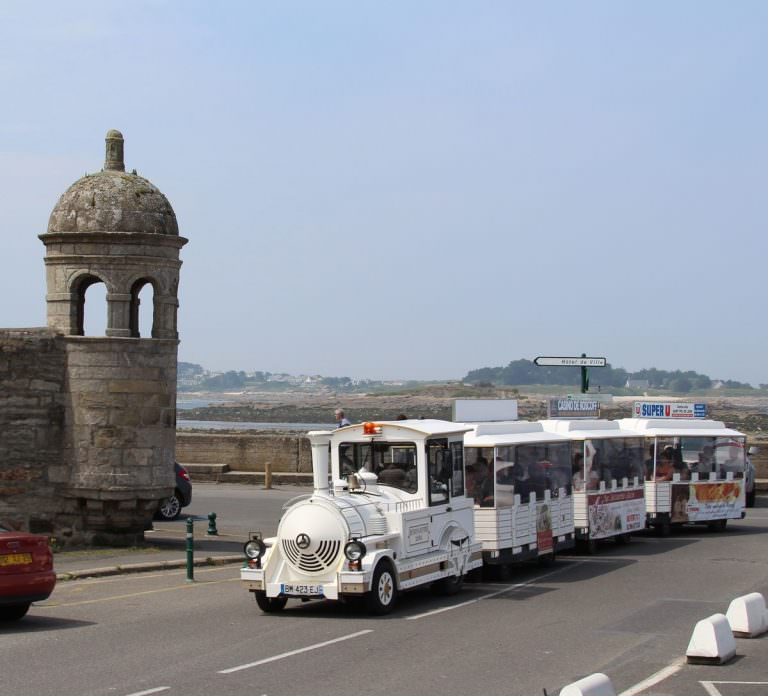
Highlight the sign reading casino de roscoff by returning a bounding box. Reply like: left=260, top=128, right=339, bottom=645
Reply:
left=548, top=398, right=600, bottom=419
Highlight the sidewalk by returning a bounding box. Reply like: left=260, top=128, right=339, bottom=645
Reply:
left=53, top=518, right=246, bottom=580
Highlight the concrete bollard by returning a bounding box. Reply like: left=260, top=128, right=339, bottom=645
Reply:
left=264, top=461, right=273, bottom=490
left=726, top=592, right=768, bottom=638
left=559, top=673, right=615, bottom=696
left=686, top=613, right=736, bottom=664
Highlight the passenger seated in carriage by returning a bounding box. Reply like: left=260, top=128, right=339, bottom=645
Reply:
left=470, top=457, right=494, bottom=507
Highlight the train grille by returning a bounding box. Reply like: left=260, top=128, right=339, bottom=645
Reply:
left=281, top=538, right=341, bottom=574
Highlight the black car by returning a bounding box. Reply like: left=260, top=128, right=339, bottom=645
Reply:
left=155, top=462, right=193, bottom=521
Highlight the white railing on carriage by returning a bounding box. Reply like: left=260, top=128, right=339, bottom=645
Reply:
left=395, top=499, right=425, bottom=512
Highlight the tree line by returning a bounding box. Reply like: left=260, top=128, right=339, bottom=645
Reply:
left=463, top=359, right=754, bottom=392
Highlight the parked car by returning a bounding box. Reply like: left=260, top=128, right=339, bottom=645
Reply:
left=746, top=446, right=758, bottom=508
left=155, top=462, right=193, bottom=521
left=0, top=524, right=56, bottom=621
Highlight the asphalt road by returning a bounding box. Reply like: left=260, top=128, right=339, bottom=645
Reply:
left=2, top=486, right=767, bottom=696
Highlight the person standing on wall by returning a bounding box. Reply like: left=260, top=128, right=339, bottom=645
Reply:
left=335, top=408, right=351, bottom=428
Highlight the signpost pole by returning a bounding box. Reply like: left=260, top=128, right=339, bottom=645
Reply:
left=533, top=354, right=605, bottom=395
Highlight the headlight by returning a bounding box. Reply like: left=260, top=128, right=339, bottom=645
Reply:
left=244, top=538, right=266, bottom=560
left=344, top=540, right=366, bottom=561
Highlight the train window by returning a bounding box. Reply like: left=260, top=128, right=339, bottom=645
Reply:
left=466, top=446, right=494, bottom=507
left=714, top=438, right=745, bottom=479
left=427, top=438, right=450, bottom=505
left=542, top=442, right=573, bottom=497
left=585, top=438, right=644, bottom=489
left=450, top=442, right=464, bottom=497
left=339, top=441, right=418, bottom=493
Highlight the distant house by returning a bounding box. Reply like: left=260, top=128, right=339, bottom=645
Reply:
left=625, top=379, right=650, bottom=390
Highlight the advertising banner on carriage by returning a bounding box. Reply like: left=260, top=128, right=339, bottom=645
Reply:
left=633, top=402, right=707, bottom=419
left=670, top=481, right=743, bottom=523
left=587, top=488, right=645, bottom=539
left=536, top=503, right=553, bottom=552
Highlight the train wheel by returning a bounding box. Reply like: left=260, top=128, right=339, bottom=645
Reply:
left=432, top=573, right=464, bottom=596
left=538, top=551, right=556, bottom=567
left=367, top=562, right=398, bottom=615
left=254, top=591, right=287, bottom=613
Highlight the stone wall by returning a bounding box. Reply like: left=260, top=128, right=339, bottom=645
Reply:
left=176, top=431, right=313, bottom=473
left=0, top=329, right=177, bottom=545
left=0, top=329, right=66, bottom=532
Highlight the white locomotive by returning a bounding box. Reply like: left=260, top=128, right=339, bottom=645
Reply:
left=241, top=420, right=482, bottom=614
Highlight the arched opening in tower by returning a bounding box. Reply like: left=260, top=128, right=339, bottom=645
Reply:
left=76, top=276, right=108, bottom=336
left=130, top=278, right=157, bottom=338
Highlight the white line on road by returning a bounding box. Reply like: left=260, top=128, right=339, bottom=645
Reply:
left=124, top=688, right=170, bottom=696
left=699, top=682, right=723, bottom=696
left=617, top=658, right=685, bottom=696
left=218, top=629, right=374, bottom=674
left=703, top=682, right=768, bottom=686
left=404, top=562, right=582, bottom=620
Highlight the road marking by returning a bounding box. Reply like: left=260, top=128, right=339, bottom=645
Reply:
left=404, top=563, right=581, bottom=620
left=218, top=629, right=373, bottom=674
left=124, top=688, right=170, bottom=696
left=38, top=577, right=239, bottom=608
left=617, top=658, right=685, bottom=696
left=701, top=682, right=768, bottom=694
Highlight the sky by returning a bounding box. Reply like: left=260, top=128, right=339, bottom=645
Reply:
left=1, top=2, right=766, bottom=384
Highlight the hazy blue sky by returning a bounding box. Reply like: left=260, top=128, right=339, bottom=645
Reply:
left=1, top=2, right=766, bottom=383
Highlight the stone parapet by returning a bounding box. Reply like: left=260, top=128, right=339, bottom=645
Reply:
left=176, top=431, right=313, bottom=474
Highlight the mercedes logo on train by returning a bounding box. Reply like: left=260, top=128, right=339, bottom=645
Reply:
left=295, top=533, right=311, bottom=550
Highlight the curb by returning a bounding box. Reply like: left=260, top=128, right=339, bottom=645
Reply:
left=56, top=554, right=243, bottom=581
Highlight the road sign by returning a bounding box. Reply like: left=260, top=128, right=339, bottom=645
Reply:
left=534, top=356, right=606, bottom=367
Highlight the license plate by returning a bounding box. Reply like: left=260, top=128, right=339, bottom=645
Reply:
left=0, top=553, right=32, bottom=566
left=281, top=583, right=323, bottom=596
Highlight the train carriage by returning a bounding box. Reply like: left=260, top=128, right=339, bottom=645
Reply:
left=463, top=421, right=575, bottom=569
left=540, top=419, right=646, bottom=551
left=617, top=411, right=748, bottom=534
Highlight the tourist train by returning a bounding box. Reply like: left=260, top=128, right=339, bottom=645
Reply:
left=240, top=401, right=751, bottom=614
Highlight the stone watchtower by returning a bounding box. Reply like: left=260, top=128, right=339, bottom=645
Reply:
left=35, top=130, right=188, bottom=543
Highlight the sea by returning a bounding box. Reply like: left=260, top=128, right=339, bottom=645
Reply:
left=176, top=398, right=332, bottom=431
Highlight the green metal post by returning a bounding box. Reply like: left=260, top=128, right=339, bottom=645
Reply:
left=580, top=353, right=589, bottom=393
left=186, top=516, right=194, bottom=582
left=207, top=512, right=218, bottom=536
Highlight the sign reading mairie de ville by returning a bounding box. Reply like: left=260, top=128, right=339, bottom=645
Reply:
left=548, top=398, right=600, bottom=419
left=633, top=402, right=707, bottom=419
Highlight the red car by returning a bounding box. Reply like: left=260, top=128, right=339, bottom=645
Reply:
left=0, top=524, right=56, bottom=621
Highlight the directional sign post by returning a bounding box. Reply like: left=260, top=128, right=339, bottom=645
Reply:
left=533, top=354, right=607, bottom=394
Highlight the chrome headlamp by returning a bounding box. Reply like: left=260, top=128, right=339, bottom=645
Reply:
left=344, top=539, right=367, bottom=562
left=244, top=537, right=267, bottom=560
